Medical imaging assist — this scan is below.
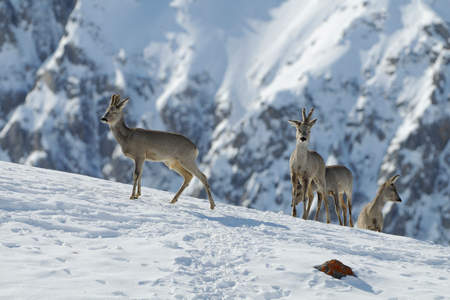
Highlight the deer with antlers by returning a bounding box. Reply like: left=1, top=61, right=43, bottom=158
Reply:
left=289, top=107, right=330, bottom=222
left=101, top=94, right=215, bottom=210
left=357, top=175, right=401, bottom=232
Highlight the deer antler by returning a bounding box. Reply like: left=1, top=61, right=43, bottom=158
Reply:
left=302, top=108, right=307, bottom=123
left=306, top=107, right=314, bottom=123
left=301, top=107, right=315, bottom=124
left=110, top=94, right=121, bottom=106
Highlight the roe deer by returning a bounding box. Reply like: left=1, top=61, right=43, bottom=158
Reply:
left=289, top=107, right=330, bottom=222
left=357, top=175, right=401, bottom=232
left=101, top=94, right=215, bottom=210
left=296, top=165, right=354, bottom=227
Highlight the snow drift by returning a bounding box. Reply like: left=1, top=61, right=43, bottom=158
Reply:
left=1, top=161, right=449, bottom=299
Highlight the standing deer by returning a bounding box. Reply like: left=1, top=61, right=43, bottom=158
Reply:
left=296, top=165, right=354, bottom=227
left=357, top=175, right=401, bottom=232
left=101, top=94, right=215, bottom=210
left=289, top=107, right=330, bottom=222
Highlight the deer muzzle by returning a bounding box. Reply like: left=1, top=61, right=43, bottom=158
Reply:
left=101, top=117, right=108, bottom=123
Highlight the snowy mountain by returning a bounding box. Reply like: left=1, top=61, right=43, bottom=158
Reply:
left=1, top=161, right=449, bottom=299
left=1, top=0, right=450, bottom=245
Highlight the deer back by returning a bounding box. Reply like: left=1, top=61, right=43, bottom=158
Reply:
left=308, top=165, right=352, bottom=194
left=123, top=128, right=198, bottom=162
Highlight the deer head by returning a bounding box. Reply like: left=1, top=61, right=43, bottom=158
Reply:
left=381, top=175, right=402, bottom=203
left=101, top=94, right=129, bottom=125
left=288, top=107, right=317, bottom=144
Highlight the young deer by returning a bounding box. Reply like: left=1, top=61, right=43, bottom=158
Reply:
left=101, top=94, right=215, bottom=210
left=357, top=175, right=401, bottom=232
left=297, top=165, right=354, bottom=227
left=289, top=107, right=330, bottom=222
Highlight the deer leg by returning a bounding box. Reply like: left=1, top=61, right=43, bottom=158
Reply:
left=130, top=158, right=145, bottom=199
left=300, top=178, right=309, bottom=220
left=347, top=191, right=354, bottom=227
left=315, top=180, right=331, bottom=223
left=331, top=191, right=343, bottom=226
left=323, top=192, right=331, bottom=223
left=167, top=161, right=193, bottom=205
left=305, top=184, right=315, bottom=220
left=315, top=179, right=330, bottom=223
left=339, top=193, right=348, bottom=226
left=179, top=161, right=215, bottom=210
left=290, top=172, right=299, bottom=217
left=314, top=193, right=322, bottom=221
left=295, top=180, right=302, bottom=206
left=318, top=180, right=331, bottom=224
left=138, top=171, right=142, bottom=197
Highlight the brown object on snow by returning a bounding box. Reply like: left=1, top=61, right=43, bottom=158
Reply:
left=314, top=259, right=356, bottom=279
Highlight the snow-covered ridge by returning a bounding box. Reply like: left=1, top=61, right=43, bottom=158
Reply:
left=1, top=161, right=449, bottom=299
left=1, top=0, right=450, bottom=245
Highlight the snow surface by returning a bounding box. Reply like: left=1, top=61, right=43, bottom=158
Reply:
left=1, top=161, right=449, bottom=299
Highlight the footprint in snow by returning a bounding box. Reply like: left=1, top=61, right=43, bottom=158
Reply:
left=86, top=244, right=108, bottom=250
left=1, top=242, right=20, bottom=248
left=263, top=286, right=290, bottom=299
left=158, top=241, right=182, bottom=249
left=275, top=265, right=286, bottom=271
left=182, top=235, right=195, bottom=242
left=111, top=257, right=130, bottom=262
left=174, top=257, right=192, bottom=266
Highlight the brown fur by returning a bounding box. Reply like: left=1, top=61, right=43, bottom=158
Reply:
left=297, top=165, right=354, bottom=227
left=289, top=107, right=329, bottom=222
left=101, top=94, right=215, bottom=210
left=357, top=175, right=401, bottom=232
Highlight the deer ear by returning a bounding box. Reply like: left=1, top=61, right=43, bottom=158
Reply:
left=117, top=97, right=129, bottom=110
left=389, top=175, right=400, bottom=184
left=288, top=120, right=301, bottom=127
left=309, top=118, right=317, bottom=127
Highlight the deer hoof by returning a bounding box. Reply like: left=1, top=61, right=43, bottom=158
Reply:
left=170, top=199, right=177, bottom=204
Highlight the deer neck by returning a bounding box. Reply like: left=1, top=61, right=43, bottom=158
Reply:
left=294, top=141, right=310, bottom=162
left=369, top=187, right=388, bottom=213
left=109, top=115, right=131, bottom=146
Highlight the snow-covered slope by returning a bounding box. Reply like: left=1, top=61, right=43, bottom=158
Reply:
left=1, top=161, right=449, bottom=299
left=1, top=0, right=450, bottom=245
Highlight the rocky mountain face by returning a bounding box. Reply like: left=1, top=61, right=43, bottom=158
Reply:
left=0, top=0, right=76, bottom=151
left=0, top=0, right=449, bottom=245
